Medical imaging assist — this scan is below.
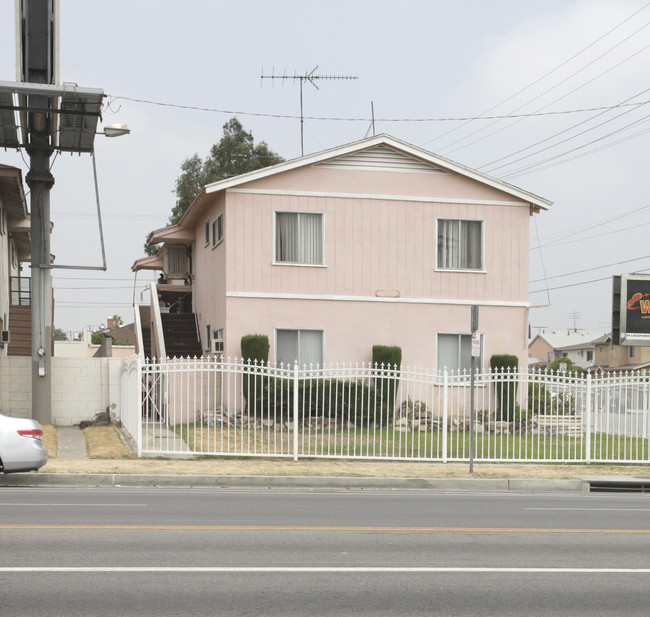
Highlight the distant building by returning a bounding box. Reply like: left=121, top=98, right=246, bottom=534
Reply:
left=528, top=330, right=606, bottom=369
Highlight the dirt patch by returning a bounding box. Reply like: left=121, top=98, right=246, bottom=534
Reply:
left=83, top=425, right=133, bottom=459
left=42, top=425, right=57, bottom=458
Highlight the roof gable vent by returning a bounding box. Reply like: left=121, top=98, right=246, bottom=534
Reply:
left=314, top=145, right=447, bottom=174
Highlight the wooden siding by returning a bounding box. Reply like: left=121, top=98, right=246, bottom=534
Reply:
left=226, top=192, right=529, bottom=303
left=7, top=305, right=31, bottom=357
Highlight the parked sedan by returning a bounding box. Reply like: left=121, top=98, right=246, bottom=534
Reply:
left=0, top=412, right=48, bottom=473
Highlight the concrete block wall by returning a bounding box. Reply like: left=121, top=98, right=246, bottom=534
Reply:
left=0, top=356, right=124, bottom=425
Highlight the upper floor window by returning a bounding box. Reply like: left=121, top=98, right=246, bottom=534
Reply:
left=204, top=221, right=210, bottom=246
left=275, top=212, right=323, bottom=265
left=212, top=213, right=223, bottom=247
left=437, top=219, right=483, bottom=270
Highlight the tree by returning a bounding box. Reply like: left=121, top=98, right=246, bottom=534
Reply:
left=547, top=357, right=583, bottom=375
left=169, top=118, right=284, bottom=225
left=53, top=328, right=68, bottom=341
left=111, top=314, right=124, bottom=328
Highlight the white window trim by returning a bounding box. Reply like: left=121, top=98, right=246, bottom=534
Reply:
left=212, top=213, right=223, bottom=248
left=273, top=210, right=326, bottom=267
left=204, top=220, right=210, bottom=247
left=436, top=331, right=484, bottom=375
left=435, top=218, right=485, bottom=272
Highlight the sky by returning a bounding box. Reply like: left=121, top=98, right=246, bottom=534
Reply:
left=0, top=0, right=648, bottom=339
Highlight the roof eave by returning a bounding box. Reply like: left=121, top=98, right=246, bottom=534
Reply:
left=201, top=134, right=553, bottom=211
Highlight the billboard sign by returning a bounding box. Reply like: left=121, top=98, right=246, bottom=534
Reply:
left=616, top=274, right=650, bottom=345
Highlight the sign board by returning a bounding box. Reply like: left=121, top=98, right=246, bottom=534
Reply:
left=471, top=331, right=481, bottom=357
left=616, top=274, right=650, bottom=346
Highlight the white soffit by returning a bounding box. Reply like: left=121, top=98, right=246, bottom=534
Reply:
left=314, top=145, right=447, bottom=174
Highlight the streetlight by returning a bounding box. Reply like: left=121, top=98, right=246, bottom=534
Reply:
left=100, top=123, right=130, bottom=138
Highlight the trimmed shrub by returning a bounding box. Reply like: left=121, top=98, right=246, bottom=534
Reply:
left=241, top=335, right=269, bottom=414
left=241, top=335, right=270, bottom=364
left=372, top=345, right=402, bottom=414
left=490, top=354, right=519, bottom=421
left=257, top=377, right=391, bottom=426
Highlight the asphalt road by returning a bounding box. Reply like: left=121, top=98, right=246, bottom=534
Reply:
left=1, top=488, right=650, bottom=616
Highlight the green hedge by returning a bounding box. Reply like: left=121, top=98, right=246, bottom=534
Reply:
left=490, top=354, right=519, bottom=421
left=372, top=345, right=402, bottom=413
left=247, top=377, right=391, bottom=425
left=241, top=335, right=269, bottom=414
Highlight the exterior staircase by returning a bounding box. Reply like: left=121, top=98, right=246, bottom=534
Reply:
left=160, top=313, right=203, bottom=358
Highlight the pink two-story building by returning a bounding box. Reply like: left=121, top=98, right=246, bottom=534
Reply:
left=133, top=134, right=551, bottom=372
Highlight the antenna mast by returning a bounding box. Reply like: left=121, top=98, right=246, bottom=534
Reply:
left=261, top=65, right=357, bottom=156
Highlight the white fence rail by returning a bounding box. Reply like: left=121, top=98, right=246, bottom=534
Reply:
left=119, top=357, right=650, bottom=464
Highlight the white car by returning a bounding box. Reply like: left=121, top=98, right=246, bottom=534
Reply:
left=0, top=412, right=48, bottom=473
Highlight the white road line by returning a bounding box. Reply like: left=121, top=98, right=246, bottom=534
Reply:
left=1, top=566, right=650, bottom=573
left=525, top=508, right=650, bottom=512
left=0, top=503, right=147, bottom=507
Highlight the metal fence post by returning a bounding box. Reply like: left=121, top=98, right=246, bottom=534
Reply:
left=137, top=355, right=143, bottom=458
left=585, top=371, right=592, bottom=463
left=442, top=368, right=448, bottom=464
left=293, top=362, right=299, bottom=462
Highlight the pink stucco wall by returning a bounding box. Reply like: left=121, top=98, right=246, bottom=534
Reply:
left=190, top=159, right=534, bottom=371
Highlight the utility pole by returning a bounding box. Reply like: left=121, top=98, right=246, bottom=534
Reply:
left=0, top=1, right=109, bottom=423
left=261, top=66, right=357, bottom=156
left=21, top=0, right=57, bottom=424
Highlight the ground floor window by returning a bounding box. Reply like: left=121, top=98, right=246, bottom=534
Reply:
left=276, top=328, right=323, bottom=367
left=437, top=333, right=482, bottom=373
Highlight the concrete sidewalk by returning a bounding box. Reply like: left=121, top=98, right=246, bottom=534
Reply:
left=2, top=426, right=649, bottom=493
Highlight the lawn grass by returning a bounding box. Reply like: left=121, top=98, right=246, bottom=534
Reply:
left=172, top=423, right=650, bottom=462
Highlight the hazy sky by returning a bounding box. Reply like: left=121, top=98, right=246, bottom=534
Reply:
left=0, top=0, right=648, bottom=338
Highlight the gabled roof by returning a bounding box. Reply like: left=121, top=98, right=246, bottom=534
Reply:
left=530, top=331, right=606, bottom=351
left=180, top=134, right=552, bottom=227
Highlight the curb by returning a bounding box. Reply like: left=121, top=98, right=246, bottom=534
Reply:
left=0, top=473, right=590, bottom=492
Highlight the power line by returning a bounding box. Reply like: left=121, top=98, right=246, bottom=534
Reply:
left=106, top=94, right=650, bottom=124
left=530, top=268, right=650, bottom=294
left=442, top=34, right=650, bottom=158
left=420, top=3, right=650, bottom=149
left=504, top=120, right=650, bottom=178
left=531, top=204, right=650, bottom=249
left=479, top=88, right=650, bottom=174
left=530, top=254, right=650, bottom=283
left=501, top=107, right=650, bottom=178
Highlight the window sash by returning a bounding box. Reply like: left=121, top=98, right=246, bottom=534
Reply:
left=276, top=329, right=323, bottom=367
left=275, top=212, right=323, bottom=265
left=437, top=333, right=482, bottom=373
left=212, top=214, right=223, bottom=247
left=438, top=219, right=482, bottom=270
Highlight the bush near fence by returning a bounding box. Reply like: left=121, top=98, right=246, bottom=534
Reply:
left=243, top=375, right=392, bottom=426
left=132, top=358, right=650, bottom=463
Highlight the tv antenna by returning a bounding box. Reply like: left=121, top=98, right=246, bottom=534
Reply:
left=568, top=310, right=582, bottom=332
left=261, top=65, right=358, bottom=156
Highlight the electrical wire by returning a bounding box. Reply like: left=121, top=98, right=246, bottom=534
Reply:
left=420, top=2, right=650, bottom=149
left=105, top=95, right=650, bottom=124
left=441, top=35, right=650, bottom=158
left=531, top=204, right=650, bottom=249
left=504, top=120, right=650, bottom=178
left=530, top=268, right=650, bottom=294
left=531, top=254, right=650, bottom=283
left=479, top=87, right=650, bottom=173
left=500, top=108, right=650, bottom=178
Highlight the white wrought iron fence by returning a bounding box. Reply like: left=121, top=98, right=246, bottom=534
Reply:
left=120, top=357, right=650, bottom=464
